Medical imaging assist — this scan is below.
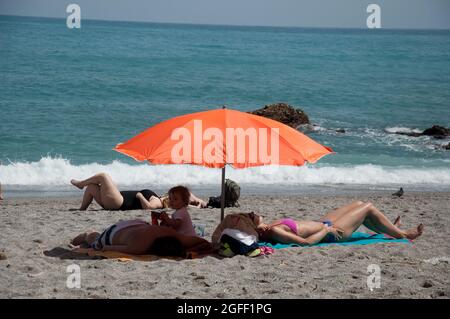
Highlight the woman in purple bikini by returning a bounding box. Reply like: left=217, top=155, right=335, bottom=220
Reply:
left=250, top=201, right=423, bottom=245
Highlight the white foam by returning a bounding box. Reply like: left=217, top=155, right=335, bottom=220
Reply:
left=1, top=157, right=450, bottom=188
left=384, top=127, right=423, bottom=134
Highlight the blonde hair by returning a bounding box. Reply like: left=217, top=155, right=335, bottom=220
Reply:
left=160, top=195, right=170, bottom=208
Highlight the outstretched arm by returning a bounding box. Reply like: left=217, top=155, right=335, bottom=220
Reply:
left=267, top=226, right=329, bottom=246
left=189, top=192, right=207, bottom=208
left=266, top=227, right=310, bottom=245
left=303, top=227, right=332, bottom=245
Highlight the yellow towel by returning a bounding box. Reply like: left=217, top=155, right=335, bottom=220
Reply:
left=73, top=247, right=200, bottom=262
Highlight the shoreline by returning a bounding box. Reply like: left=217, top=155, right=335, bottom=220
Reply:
left=3, top=184, right=450, bottom=199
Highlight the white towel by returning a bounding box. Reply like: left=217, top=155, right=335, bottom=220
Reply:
left=220, top=228, right=257, bottom=246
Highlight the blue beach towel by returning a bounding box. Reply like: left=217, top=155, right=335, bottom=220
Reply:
left=258, top=232, right=410, bottom=249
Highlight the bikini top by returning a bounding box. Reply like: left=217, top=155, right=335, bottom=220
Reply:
left=271, top=218, right=298, bottom=234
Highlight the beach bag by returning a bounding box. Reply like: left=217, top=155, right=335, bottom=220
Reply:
left=218, top=230, right=273, bottom=257
left=207, top=179, right=241, bottom=208
left=218, top=229, right=258, bottom=257
left=224, top=179, right=240, bottom=207
left=211, top=213, right=259, bottom=246
left=207, top=196, right=221, bottom=208
left=219, top=234, right=259, bottom=256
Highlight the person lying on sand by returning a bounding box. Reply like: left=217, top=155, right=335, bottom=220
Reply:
left=70, top=172, right=207, bottom=211
left=249, top=201, right=423, bottom=245
left=71, top=219, right=213, bottom=256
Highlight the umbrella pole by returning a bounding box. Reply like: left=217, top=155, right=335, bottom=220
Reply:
left=220, top=166, right=226, bottom=221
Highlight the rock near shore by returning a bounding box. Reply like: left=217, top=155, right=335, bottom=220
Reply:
left=249, top=103, right=310, bottom=129
left=391, top=125, right=450, bottom=139
left=422, top=125, right=450, bottom=138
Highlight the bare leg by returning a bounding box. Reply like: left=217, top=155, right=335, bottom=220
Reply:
left=363, top=215, right=401, bottom=234
left=320, top=201, right=365, bottom=223
left=71, top=172, right=114, bottom=189
left=321, top=201, right=401, bottom=235
left=79, top=184, right=104, bottom=210
left=365, top=205, right=422, bottom=239
left=71, top=173, right=123, bottom=210
left=332, top=203, right=423, bottom=240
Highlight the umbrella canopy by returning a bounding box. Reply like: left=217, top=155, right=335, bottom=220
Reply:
left=115, top=108, right=333, bottom=168
left=114, top=108, right=334, bottom=219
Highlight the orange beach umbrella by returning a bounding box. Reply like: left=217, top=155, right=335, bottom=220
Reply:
left=115, top=107, right=333, bottom=219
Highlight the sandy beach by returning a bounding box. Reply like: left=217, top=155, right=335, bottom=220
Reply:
left=0, top=191, right=448, bottom=299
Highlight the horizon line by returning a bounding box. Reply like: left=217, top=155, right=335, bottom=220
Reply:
left=1, top=13, right=450, bottom=32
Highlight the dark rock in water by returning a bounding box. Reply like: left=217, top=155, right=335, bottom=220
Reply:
left=249, top=103, right=310, bottom=129
left=394, top=132, right=422, bottom=137
left=297, top=124, right=316, bottom=134
left=388, top=125, right=450, bottom=139
left=422, top=125, right=450, bottom=138
left=443, top=143, right=450, bottom=150
left=335, top=129, right=346, bottom=133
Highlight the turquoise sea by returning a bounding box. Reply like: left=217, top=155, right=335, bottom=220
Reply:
left=1, top=15, right=449, bottom=195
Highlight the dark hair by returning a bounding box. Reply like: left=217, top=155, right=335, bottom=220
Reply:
left=149, top=236, right=186, bottom=257
left=168, top=185, right=191, bottom=206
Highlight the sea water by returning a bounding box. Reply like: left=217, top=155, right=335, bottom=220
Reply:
left=1, top=15, right=449, bottom=196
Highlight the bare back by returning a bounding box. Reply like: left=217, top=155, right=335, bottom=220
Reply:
left=113, top=224, right=177, bottom=254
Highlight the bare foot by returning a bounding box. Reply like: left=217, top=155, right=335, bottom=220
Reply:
left=70, top=179, right=84, bottom=190
left=0, top=195, right=3, bottom=200
left=394, top=216, right=401, bottom=227
left=405, top=224, right=424, bottom=240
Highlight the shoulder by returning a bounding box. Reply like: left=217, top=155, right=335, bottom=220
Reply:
left=140, top=189, right=158, bottom=196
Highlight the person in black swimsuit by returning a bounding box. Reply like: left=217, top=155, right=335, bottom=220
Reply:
left=118, top=189, right=160, bottom=210
left=70, top=172, right=207, bottom=211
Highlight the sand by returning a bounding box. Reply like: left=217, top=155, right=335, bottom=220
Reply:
left=0, top=192, right=449, bottom=299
